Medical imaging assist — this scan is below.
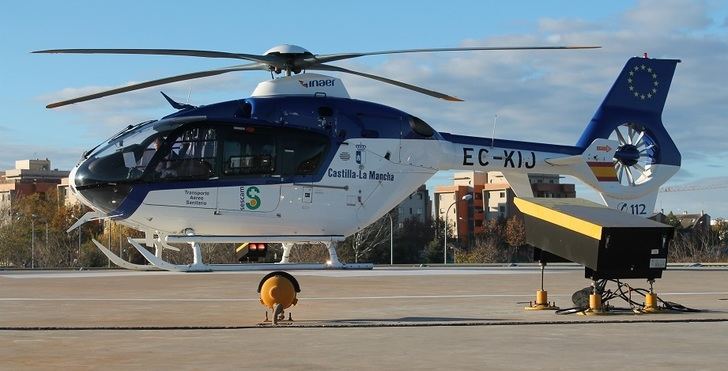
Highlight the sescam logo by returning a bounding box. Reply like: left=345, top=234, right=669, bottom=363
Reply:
left=299, top=79, right=336, bottom=88
left=239, top=186, right=261, bottom=210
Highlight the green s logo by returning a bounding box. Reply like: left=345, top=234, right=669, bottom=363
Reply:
left=245, top=186, right=261, bottom=210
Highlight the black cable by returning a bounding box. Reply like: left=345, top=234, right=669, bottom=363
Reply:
left=555, top=306, right=587, bottom=315
left=557, top=279, right=702, bottom=315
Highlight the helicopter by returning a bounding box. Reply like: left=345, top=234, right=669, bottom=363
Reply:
left=36, top=45, right=681, bottom=273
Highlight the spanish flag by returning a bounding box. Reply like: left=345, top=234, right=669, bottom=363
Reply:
left=587, top=162, right=619, bottom=182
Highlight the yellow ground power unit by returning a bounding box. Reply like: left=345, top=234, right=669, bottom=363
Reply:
left=514, top=198, right=674, bottom=280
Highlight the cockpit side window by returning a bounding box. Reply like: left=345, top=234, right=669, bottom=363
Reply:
left=149, top=126, right=218, bottom=181
left=136, top=135, right=166, bottom=172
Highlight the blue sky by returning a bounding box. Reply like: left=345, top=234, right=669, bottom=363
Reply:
left=2, top=0, right=728, bottom=217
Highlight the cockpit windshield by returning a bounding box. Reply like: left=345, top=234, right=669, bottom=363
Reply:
left=75, top=120, right=173, bottom=187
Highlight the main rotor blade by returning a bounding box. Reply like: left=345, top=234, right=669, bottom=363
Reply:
left=311, top=64, right=462, bottom=102
left=46, top=63, right=267, bottom=108
left=33, top=48, right=281, bottom=65
left=306, top=45, right=601, bottom=66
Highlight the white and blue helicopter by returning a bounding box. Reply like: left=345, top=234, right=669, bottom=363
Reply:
left=37, top=45, right=680, bottom=273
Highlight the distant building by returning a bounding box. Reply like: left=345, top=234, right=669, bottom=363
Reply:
left=433, top=171, right=486, bottom=244
left=0, top=159, right=70, bottom=216
left=481, top=173, right=576, bottom=221
left=433, top=171, right=575, bottom=244
left=677, top=212, right=711, bottom=234
left=395, top=184, right=431, bottom=225
left=57, top=177, right=80, bottom=207
left=481, top=172, right=512, bottom=221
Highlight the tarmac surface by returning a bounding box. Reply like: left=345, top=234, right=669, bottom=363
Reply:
left=1, top=265, right=727, bottom=370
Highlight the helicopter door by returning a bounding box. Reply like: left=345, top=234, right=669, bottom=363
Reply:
left=141, top=126, right=219, bottom=210
left=215, top=126, right=281, bottom=214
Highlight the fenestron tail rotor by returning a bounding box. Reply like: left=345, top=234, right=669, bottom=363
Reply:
left=611, top=123, right=658, bottom=187
left=34, top=44, right=600, bottom=108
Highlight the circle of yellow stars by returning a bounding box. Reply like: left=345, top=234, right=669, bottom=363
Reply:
left=627, top=64, right=659, bottom=100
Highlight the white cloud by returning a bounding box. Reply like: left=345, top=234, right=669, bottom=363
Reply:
left=623, top=0, right=711, bottom=33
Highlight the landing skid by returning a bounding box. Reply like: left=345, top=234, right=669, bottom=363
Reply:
left=124, top=238, right=373, bottom=272
left=92, top=239, right=161, bottom=271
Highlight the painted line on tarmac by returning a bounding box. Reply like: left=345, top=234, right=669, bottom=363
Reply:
left=1, top=318, right=727, bottom=331
left=1, top=291, right=727, bottom=302
left=0, top=294, right=534, bottom=302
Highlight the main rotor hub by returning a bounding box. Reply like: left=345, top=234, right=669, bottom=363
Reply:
left=264, top=44, right=313, bottom=75
left=264, top=44, right=311, bottom=56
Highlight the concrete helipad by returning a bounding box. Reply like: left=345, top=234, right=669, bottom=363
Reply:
left=1, top=265, right=727, bottom=370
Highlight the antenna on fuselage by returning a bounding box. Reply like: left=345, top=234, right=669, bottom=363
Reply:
left=491, top=114, right=498, bottom=149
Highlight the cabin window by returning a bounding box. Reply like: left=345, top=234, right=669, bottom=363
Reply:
left=277, top=131, right=329, bottom=176
left=222, top=128, right=276, bottom=176
left=409, top=116, right=435, bottom=137
left=221, top=127, right=328, bottom=178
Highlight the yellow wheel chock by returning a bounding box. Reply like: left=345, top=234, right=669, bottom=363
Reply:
left=258, top=271, right=300, bottom=325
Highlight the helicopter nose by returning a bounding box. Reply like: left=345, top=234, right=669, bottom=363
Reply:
left=67, top=161, right=99, bottom=212
left=71, top=157, right=134, bottom=214
left=68, top=163, right=83, bottom=193
left=67, top=164, right=90, bottom=207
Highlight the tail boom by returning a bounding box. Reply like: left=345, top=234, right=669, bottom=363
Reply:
left=434, top=56, right=681, bottom=217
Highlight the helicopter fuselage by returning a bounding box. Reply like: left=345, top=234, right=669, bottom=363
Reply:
left=70, top=94, right=445, bottom=239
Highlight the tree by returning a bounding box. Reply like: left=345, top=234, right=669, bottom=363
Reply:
left=505, top=216, right=525, bottom=247
left=665, top=211, right=682, bottom=228
left=339, top=214, right=390, bottom=263
left=0, top=191, right=106, bottom=268
left=459, top=234, right=504, bottom=263
left=504, top=216, right=530, bottom=262
left=289, top=242, right=329, bottom=263
left=715, top=222, right=728, bottom=246
left=393, top=218, right=434, bottom=263
left=424, top=218, right=450, bottom=263
left=458, top=218, right=507, bottom=263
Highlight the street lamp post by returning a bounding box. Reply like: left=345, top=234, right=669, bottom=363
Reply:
left=388, top=213, right=394, bottom=265
left=31, top=215, right=35, bottom=269
left=444, top=194, right=473, bottom=264
left=78, top=225, right=82, bottom=267
left=108, top=220, right=112, bottom=268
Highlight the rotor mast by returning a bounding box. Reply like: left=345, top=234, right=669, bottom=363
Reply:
left=264, top=44, right=311, bottom=76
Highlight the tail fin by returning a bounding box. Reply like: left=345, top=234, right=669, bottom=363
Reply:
left=574, top=57, right=681, bottom=216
